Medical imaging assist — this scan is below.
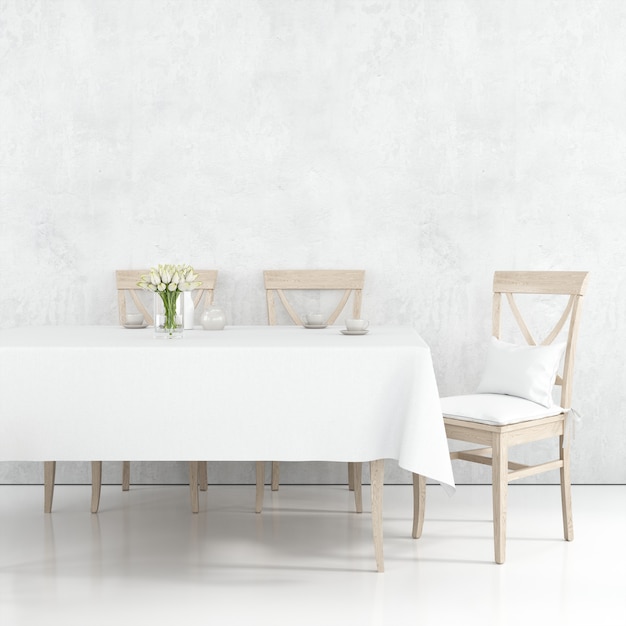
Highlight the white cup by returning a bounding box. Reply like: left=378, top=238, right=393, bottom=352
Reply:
left=126, top=313, right=144, bottom=325
left=305, top=313, right=325, bottom=326
left=345, top=318, right=369, bottom=331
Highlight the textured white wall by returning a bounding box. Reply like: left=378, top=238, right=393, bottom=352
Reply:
left=1, top=1, right=625, bottom=485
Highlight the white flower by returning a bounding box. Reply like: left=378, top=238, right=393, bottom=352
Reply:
left=184, top=269, right=198, bottom=283
left=159, top=265, right=172, bottom=284
left=137, top=280, right=154, bottom=293
left=138, top=263, right=202, bottom=294
left=179, top=281, right=200, bottom=291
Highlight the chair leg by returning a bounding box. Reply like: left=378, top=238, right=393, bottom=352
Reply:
left=353, top=462, right=363, bottom=513
left=348, top=462, right=355, bottom=491
left=560, top=435, right=574, bottom=541
left=271, top=461, right=280, bottom=491
left=412, top=473, right=426, bottom=539
left=255, top=461, right=265, bottom=513
left=122, top=461, right=130, bottom=491
left=199, top=461, right=208, bottom=491
left=492, top=433, right=509, bottom=564
left=189, top=462, right=199, bottom=513
left=91, top=461, right=102, bottom=514
left=44, top=461, right=56, bottom=513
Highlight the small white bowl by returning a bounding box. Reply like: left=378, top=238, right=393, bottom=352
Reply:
left=126, top=314, right=144, bottom=325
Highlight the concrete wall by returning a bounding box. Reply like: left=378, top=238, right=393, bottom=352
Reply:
left=1, top=0, right=625, bottom=485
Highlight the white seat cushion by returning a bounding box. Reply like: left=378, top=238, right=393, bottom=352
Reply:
left=441, top=393, right=564, bottom=426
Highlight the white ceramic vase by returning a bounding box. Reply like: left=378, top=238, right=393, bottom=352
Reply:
left=183, top=291, right=195, bottom=330
left=201, top=307, right=227, bottom=330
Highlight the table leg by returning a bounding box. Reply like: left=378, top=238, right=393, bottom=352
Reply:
left=412, top=473, right=426, bottom=538
left=370, top=459, right=384, bottom=573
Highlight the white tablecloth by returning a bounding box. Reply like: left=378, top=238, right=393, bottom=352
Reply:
left=0, top=325, right=454, bottom=490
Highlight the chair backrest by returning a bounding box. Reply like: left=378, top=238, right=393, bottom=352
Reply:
left=116, top=269, right=218, bottom=326
left=492, top=271, right=589, bottom=408
left=264, top=270, right=365, bottom=326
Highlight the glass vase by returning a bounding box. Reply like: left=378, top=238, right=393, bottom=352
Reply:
left=154, top=291, right=184, bottom=339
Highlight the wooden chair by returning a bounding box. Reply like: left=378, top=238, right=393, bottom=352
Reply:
left=43, top=269, right=218, bottom=514
left=412, top=271, right=589, bottom=563
left=255, top=269, right=365, bottom=514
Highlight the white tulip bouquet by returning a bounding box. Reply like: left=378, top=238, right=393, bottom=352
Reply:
left=138, top=264, right=202, bottom=335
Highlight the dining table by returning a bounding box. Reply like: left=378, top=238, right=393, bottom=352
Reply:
left=0, top=324, right=455, bottom=572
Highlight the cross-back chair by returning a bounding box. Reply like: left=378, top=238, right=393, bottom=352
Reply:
left=412, top=270, right=589, bottom=563
left=43, top=269, right=218, bottom=514
left=255, top=269, right=366, bottom=514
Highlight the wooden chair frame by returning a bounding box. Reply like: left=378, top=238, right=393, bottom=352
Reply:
left=412, top=271, right=589, bottom=563
left=264, top=269, right=364, bottom=326
left=255, top=269, right=366, bottom=514
left=44, top=269, right=218, bottom=514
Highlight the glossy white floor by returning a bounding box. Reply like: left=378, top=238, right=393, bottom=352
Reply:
left=1, top=484, right=624, bottom=626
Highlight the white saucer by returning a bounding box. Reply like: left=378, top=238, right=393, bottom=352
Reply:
left=123, top=323, right=148, bottom=329
left=340, top=329, right=369, bottom=335
left=304, top=324, right=327, bottom=329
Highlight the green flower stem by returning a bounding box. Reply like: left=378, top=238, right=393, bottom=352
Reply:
left=160, top=290, right=180, bottom=332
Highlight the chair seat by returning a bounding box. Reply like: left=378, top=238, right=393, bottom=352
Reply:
left=441, top=393, right=564, bottom=426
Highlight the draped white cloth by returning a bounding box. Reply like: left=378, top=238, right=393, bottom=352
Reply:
left=0, top=325, right=454, bottom=490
